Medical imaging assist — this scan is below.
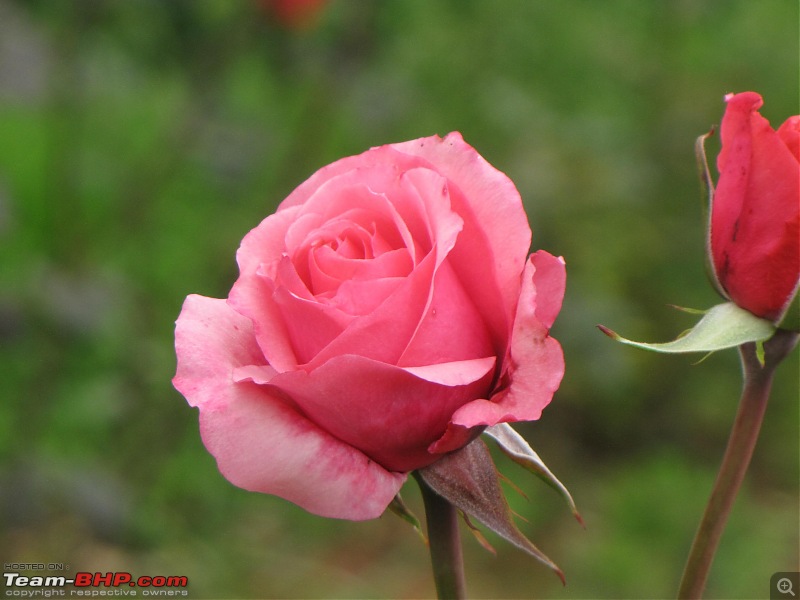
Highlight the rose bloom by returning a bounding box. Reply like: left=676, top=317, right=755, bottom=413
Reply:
left=173, top=133, right=566, bottom=520
left=710, top=92, right=800, bottom=323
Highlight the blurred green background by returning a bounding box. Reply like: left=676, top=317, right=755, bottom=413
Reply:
left=1, top=1, right=798, bottom=598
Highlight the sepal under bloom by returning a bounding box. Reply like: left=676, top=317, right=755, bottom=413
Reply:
left=416, top=435, right=568, bottom=584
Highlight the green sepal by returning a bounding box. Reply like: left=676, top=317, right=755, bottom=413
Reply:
left=695, top=128, right=728, bottom=300
left=387, top=493, right=427, bottom=544
left=417, top=438, right=565, bottom=584
left=483, top=423, right=583, bottom=527
left=598, top=301, right=775, bottom=354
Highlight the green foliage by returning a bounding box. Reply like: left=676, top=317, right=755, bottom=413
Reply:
left=1, top=0, right=797, bottom=597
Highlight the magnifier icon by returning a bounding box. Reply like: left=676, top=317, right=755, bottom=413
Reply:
left=778, top=578, right=796, bottom=597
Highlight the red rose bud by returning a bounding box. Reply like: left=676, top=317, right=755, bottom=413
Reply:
left=709, top=92, right=800, bottom=324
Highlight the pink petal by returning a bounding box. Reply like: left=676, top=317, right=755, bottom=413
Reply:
left=306, top=238, right=446, bottom=369
left=307, top=175, right=456, bottom=363
left=398, top=259, right=495, bottom=367
left=392, top=132, right=533, bottom=354
left=402, top=356, right=496, bottom=385
left=173, top=295, right=405, bottom=520
left=294, top=173, right=419, bottom=261
left=429, top=253, right=566, bottom=454
left=198, top=384, right=406, bottom=520
left=228, top=206, right=310, bottom=372
left=269, top=355, right=496, bottom=472
left=330, top=277, right=405, bottom=315
left=275, top=255, right=314, bottom=301
left=276, top=145, right=430, bottom=212
left=531, top=250, right=567, bottom=329
left=273, top=133, right=524, bottom=357
left=236, top=205, right=303, bottom=280
left=228, top=272, right=299, bottom=372
left=232, top=364, right=277, bottom=384
left=311, top=245, right=413, bottom=291
left=174, top=295, right=269, bottom=407
left=272, top=284, right=354, bottom=364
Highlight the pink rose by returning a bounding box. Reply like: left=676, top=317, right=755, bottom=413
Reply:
left=173, top=133, right=566, bottom=520
left=710, top=92, right=800, bottom=323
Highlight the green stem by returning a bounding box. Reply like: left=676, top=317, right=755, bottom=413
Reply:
left=414, top=473, right=467, bottom=600
left=677, top=329, right=799, bottom=599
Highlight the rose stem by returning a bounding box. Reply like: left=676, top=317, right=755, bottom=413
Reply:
left=414, top=473, right=467, bottom=600
left=677, top=329, right=799, bottom=599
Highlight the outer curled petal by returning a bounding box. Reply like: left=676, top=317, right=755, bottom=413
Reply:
left=429, top=252, right=566, bottom=453
left=173, top=295, right=405, bottom=520
left=198, top=384, right=406, bottom=520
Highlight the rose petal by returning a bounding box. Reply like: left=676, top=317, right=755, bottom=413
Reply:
left=303, top=250, right=437, bottom=367
left=712, top=92, right=800, bottom=321
left=403, top=356, right=496, bottom=385
left=232, top=364, right=276, bottom=384
left=305, top=171, right=465, bottom=367
left=429, top=252, right=566, bottom=454
left=777, top=115, right=800, bottom=162
left=398, top=259, right=494, bottom=367
left=392, top=132, right=533, bottom=352
left=330, top=277, right=405, bottom=315
left=228, top=272, right=298, bottom=372
left=236, top=205, right=303, bottom=280
left=272, top=134, right=519, bottom=356
left=198, top=384, right=406, bottom=520
left=298, top=176, right=419, bottom=261
left=270, top=355, right=496, bottom=472
left=174, top=295, right=268, bottom=405
left=530, top=250, right=567, bottom=329
left=272, top=284, right=354, bottom=364
left=277, top=145, right=429, bottom=212
left=311, top=245, right=413, bottom=290
left=487, top=251, right=565, bottom=419
left=173, top=295, right=405, bottom=520
left=275, top=255, right=314, bottom=300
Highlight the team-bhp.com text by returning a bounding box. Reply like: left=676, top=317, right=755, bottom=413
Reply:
left=4, top=572, right=189, bottom=597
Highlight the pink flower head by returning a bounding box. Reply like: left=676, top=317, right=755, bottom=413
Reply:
left=710, top=92, right=800, bottom=322
left=173, top=133, right=566, bottom=520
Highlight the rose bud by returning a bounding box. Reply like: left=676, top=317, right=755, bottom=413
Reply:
left=173, top=133, right=566, bottom=520
left=709, top=92, right=800, bottom=325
